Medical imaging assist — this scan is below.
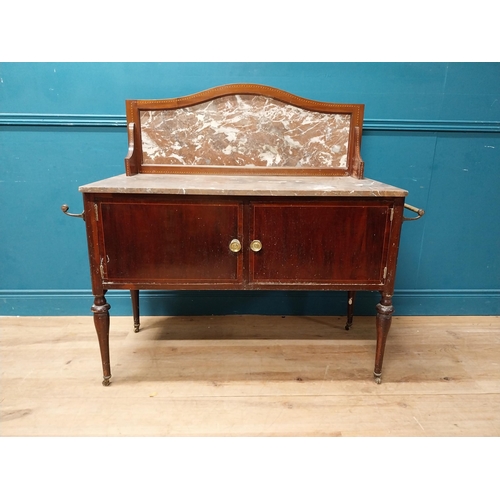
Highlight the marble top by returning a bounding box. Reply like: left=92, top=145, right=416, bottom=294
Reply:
left=80, top=174, right=408, bottom=197
left=140, top=95, right=351, bottom=169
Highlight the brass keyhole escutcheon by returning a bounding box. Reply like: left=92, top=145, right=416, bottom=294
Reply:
left=229, top=239, right=242, bottom=253
left=250, top=240, right=262, bottom=252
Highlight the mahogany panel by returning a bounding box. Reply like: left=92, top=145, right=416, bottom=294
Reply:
left=99, top=198, right=243, bottom=283
left=249, top=201, right=392, bottom=285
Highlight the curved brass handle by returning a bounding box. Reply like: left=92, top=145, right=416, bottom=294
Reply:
left=250, top=240, right=262, bottom=252
left=229, top=239, right=242, bottom=253
left=403, top=203, right=425, bottom=221
left=61, top=204, right=85, bottom=221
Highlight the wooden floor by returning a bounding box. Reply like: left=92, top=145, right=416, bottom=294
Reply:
left=1, top=315, right=499, bottom=436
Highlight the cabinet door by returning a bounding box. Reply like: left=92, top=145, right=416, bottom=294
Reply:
left=99, top=199, right=243, bottom=285
left=249, top=202, right=392, bottom=286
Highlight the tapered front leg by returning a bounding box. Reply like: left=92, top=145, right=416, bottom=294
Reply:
left=92, top=294, right=111, bottom=386
left=374, top=293, right=394, bottom=384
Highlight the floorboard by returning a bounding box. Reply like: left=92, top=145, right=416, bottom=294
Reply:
left=1, top=315, right=499, bottom=436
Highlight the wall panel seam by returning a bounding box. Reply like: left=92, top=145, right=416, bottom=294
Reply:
left=1, top=289, right=499, bottom=297
left=1, top=114, right=500, bottom=132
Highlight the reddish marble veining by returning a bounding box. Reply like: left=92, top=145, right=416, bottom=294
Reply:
left=140, top=95, right=351, bottom=169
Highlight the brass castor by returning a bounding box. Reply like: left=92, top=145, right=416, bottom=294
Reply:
left=102, top=377, right=111, bottom=386
left=134, top=324, right=140, bottom=333
left=374, top=372, right=382, bottom=384
left=345, top=322, right=352, bottom=331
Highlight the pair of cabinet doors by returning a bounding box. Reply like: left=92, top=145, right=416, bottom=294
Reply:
left=93, top=194, right=396, bottom=289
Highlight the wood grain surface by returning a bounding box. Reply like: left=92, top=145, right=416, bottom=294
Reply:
left=1, top=315, right=499, bottom=436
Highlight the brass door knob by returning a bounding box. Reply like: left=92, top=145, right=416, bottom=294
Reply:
left=250, top=240, right=262, bottom=252
left=229, top=239, right=242, bottom=253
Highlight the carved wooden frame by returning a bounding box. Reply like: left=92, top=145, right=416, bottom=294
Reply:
left=124, top=84, right=365, bottom=178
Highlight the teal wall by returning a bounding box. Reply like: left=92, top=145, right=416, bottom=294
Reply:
left=1, top=62, right=499, bottom=316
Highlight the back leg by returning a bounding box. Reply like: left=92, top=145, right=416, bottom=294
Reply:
left=345, top=291, right=356, bottom=330
left=131, top=289, right=140, bottom=332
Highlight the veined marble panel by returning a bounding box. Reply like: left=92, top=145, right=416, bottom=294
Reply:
left=140, top=95, right=351, bottom=169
